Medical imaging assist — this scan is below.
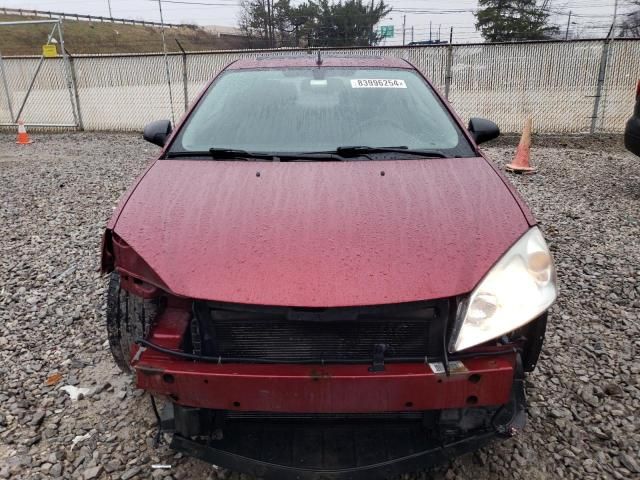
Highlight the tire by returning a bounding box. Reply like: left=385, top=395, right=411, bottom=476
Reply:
left=106, top=272, right=159, bottom=373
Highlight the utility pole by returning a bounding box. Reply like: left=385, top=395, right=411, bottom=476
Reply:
left=402, top=15, right=406, bottom=46
left=107, top=0, right=113, bottom=18
left=429, top=21, right=432, bottom=42
left=411, top=25, right=414, bottom=43
left=565, top=11, right=572, bottom=40
left=449, top=26, right=453, bottom=44
left=438, top=24, right=441, bottom=42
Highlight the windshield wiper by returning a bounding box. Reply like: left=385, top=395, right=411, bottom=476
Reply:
left=167, top=146, right=445, bottom=161
left=210, top=148, right=347, bottom=162
left=166, top=148, right=345, bottom=162
left=209, top=148, right=275, bottom=160
left=334, top=146, right=447, bottom=158
left=165, top=149, right=276, bottom=160
left=165, top=149, right=274, bottom=160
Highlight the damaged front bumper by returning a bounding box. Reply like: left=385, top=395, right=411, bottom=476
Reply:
left=154, top=376, right=526, bottom=480
left=134, top=306, right=520, bottom=413
left=134, top=307, right=528, bottom=478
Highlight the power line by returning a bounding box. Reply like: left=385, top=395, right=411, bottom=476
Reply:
left=146, top=0, right=249, bottom=4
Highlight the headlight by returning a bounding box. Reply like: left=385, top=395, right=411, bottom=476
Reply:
left=450, top=227, right=557, bottom=352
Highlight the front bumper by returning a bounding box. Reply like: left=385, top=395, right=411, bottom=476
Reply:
left=135, top=307, right=528, bottom=478
left=134, top=307, right=518, bottom=413
left=138, top=356, right=515, bottom=413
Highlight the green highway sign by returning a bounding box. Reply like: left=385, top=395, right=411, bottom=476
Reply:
left=379, top=25, right=394, bottom=38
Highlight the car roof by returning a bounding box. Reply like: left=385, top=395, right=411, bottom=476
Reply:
left=227, top=55, right=413, bottom=70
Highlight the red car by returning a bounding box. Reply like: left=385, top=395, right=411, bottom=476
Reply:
left=102, top=55, right=557, bottom=479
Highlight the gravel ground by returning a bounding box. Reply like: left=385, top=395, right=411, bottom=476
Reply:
left=0, top=132, right=638, bottom=480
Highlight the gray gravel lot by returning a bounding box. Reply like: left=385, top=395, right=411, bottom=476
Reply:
left=0, top=132, right=638, bottom=480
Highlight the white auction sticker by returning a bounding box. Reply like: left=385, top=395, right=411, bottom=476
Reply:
left=351, top=79, right=407, bottom=89
left=429, top=361, right=468, bottom=375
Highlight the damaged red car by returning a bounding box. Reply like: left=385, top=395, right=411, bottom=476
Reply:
left=101, top=55, right=557, bottom=479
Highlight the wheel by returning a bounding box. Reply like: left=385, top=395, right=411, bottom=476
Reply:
left=106, top=272, right=159, bottom=373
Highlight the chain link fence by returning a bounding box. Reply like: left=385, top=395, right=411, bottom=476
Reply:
left=600, top=40, right=640, bottom=132
left=1, top=39, right=639, bottom=133
left=0, top=56, right=77, bottom=126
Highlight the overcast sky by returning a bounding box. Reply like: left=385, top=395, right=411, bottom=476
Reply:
left=0, top=0, right=629, bottom=44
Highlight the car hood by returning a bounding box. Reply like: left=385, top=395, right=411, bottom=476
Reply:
left=113, top=157, right=530, bottom=307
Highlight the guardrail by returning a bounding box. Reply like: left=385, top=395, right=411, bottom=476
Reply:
left=0, top=7, right=181, bottom=28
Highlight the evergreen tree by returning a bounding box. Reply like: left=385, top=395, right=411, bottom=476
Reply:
left=240, top=0, right=390, bottom=48
left=310, top=0, right=390, bottom=47
left=475, top=0, right=559, bottom=42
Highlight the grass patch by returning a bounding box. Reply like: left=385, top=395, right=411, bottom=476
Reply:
left=0, top=14, right=246, bottom=55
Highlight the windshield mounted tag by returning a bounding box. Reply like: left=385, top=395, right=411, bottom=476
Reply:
left=351, top=79, right=407, bottom=89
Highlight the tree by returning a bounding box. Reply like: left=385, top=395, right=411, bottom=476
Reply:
left=239, top=0, right=294, bottom=47
left=239, top=0, right=390, bottom=48
left=475, top=0, right=560, bottom=43
left=619, top=1, right=640, bottom=38
left=309, top=0, right=390, bottom=47
left=285, top=1, right=322, bottom=47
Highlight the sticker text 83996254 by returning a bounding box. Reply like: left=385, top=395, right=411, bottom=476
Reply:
left=351, top=79, right=407, bottom=89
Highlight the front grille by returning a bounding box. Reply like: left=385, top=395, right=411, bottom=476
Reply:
left=194, top=300, right=449, bottom=362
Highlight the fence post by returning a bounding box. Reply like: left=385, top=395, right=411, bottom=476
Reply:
left=57, top=21, right=84, bottom=130
left=444, top=43, right=454, bottom=100
left=176, top=39, right=189, bottom=112
left=66, top=53, right=84, bottom=131
left=0, top=52, right=15, bottom=123
left=590, top=39, right=612, bottom=134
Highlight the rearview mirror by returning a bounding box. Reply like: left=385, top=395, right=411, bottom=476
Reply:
left=143, top=120, right=172, bottom=147
left=468, top=118, right=500, bottom=145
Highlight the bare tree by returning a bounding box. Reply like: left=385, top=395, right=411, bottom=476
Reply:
left=619, top=1, right=640, bottom=38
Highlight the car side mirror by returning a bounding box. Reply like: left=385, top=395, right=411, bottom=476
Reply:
left=143, top=120, right=172, bottom=147
left=468, top=118, right=500, bottom=145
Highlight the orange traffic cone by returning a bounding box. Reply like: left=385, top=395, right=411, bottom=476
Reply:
left=506, top=118, right=536, bottom=174
left=16, top=120, right=33, bottom=145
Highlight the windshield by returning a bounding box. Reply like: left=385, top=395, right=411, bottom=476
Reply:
left=169, top=67, right=475, bottom=158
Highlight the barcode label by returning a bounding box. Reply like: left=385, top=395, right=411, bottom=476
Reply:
left=429, top=361, right=468, bottom=374
left=351, top=79, right=407, bottom=89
